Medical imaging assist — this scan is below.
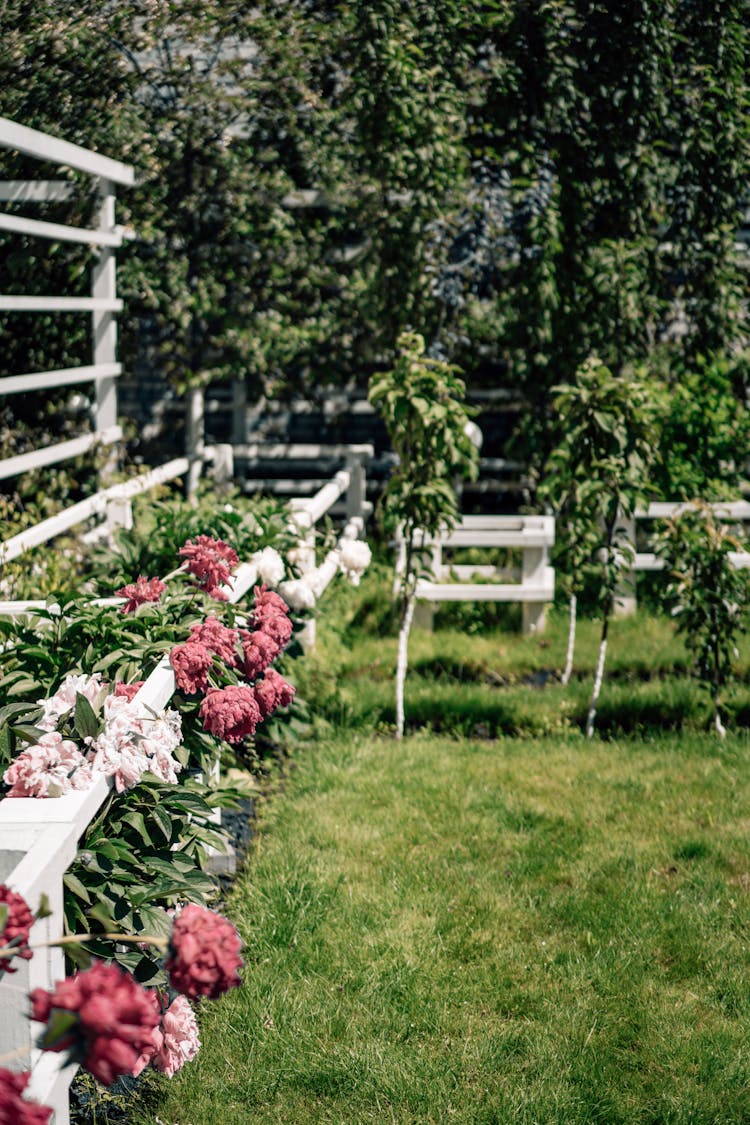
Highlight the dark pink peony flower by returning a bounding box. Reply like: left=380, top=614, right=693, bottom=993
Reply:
left=115, top=576, right=166, bottom=614
left=30, top=962, right=161, bottom=1087
left=189, top=616, right=239, bottom=666
left=252, top=584, right=288, bottom=616
left=258, top=610, right=293, bottom=649
left=114, top=681, right=144, bottom=702
left=0, top=886, right=34, bottom=973
left=199, top=685, right=262, bottom=743
left=239, top=629, right=279, bottom=681
left=0, top=1069, right=52, bottom=1124
left=254, top=669, right=296, bottom=719
left=166, top=904, right=243, bottom=1000
left=169, top=642, right=214, bottom=695
left=179, top=536, right=238, bottom=595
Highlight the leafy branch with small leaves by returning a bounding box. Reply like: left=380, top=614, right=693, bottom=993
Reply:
left=656, top=501, right=750, bottom=737
left=541, top=356, right=658, bottom=734
left=369, top=331, right=479, bottom=738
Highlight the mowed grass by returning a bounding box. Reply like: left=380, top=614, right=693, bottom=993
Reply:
left=146, top=727, right=750, bottom=1124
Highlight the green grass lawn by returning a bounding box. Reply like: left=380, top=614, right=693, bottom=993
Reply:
left=141, top=722, right=750, bottom=1124
left=126, top=574, right=750, bottom=1124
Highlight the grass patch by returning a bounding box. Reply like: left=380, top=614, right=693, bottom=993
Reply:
left=142, top=727, right=750, bottom=1124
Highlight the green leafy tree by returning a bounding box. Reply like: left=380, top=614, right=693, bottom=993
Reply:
left=542, top=356, right=658, bottom=733
left=651, top=354, right=750, bottom=500
left=657, top=501, right=750, bottom=736
left=369, top=331, right=479, bottom=738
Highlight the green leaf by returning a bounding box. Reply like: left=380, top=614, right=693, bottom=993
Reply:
left=63, top=872, right=92, bottom=905
left=40, top=1008, right=79, bottom=1049
left=73, top=694, right=100, bottom=742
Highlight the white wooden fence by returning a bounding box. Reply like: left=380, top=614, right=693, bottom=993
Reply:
left=0, top=118, right=198, bottom=562
left=396, top=515, right=555, bottom=634
left=615, top=501, right=750, bottom=614
left=0, top=457, right=370, bottom=1122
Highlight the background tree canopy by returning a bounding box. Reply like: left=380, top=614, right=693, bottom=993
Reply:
left=0, top=0, right=748, bottom=489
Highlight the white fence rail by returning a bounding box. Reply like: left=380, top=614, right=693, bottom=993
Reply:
left=617, top=501, right=750, bottom=614
left=0, top=118, right=200, bottom=559
left=396, top=515, right=555, bottom=634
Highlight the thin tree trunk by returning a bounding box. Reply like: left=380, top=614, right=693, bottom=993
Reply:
left=586, top=613, right=609, bottom=738
left=395, top=593, right=416, bottom=740
left=561, top=593, right=577, bottom=686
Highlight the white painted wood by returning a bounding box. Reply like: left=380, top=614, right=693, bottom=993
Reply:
left=640, top=500, right=750, bottom=520
left=0, top=425, right=122, bottom=484
left=304, top=469, right=351, bottom=524
left=0, top=116, right=134, bottom=186
left=0, top=181, right=75, bottom=203
left=0, top=296, right=122, bottom=312
left=186, top=387, right=205, bottom=498
left=0, top=457, right=188, bottom=562
left=26, top=1054, right=77, bottom=1125
left=92, top=181, right=118, bottom=435
left=0, top=363, right=121, bottom=396
left=0, top=210, right=123, bottom=247
left=236, top=442, right=374, bottom=461
left=345, top=453, right=367, bottom=524
left=416, top=579, right=554, bottom=602
left=522, top=546, right=548, bottom=633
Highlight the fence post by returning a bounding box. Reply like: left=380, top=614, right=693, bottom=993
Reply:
left=185, top=386, right=205, bottom=499
left=231, top=380, right=247, bottom=445
left=92, top=178, right=118, bottom=480
left=290, top=500, right=317, bottom=651
left=210, top=444, right=234, bottom=492
left=614, top=512, right=637, bottom=616
left=105, top=495, right=133, bottom=537
left=521, top=539, right=547, bottom=634
left=345, top=451, right=366, bottom=523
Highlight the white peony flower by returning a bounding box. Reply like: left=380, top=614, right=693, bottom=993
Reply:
left=338, top=539, right=372, bottom=586
left=253, top=546, right=286, bottom=588
left=278, top=578, right=316, bottom=612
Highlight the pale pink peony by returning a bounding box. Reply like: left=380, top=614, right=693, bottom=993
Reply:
left=152, top=995, right=200, bottom=1076
left=179, top=535, right=238, bottom=597
left=188, top=616, right=239, bottom=666
left=115, top=575, right=166, bottom=613
left=37, top=673, right=104, bottom=732
left=199, top=685, right=262, bottom=743
left=166, top=904, right=243, bottom=1000
left=169, top=641, right=213, bottom=694
left=339, top=538, right=372, bottom=586
left=0, top=1069, right=52, bottom=1124
left=3, top=733, right=89, bottom=798
left=0, top=885, right=34, bottom=972
left=87, top=698, right=182, bottom=792
left=278, top=578, right=316, bottom=612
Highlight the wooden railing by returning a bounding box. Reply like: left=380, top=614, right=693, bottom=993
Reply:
left=396, top=515, right=555, bottom=634
left=615, top=501, right=750, bottom=614
left=0, top=118, right=195, bottom=557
